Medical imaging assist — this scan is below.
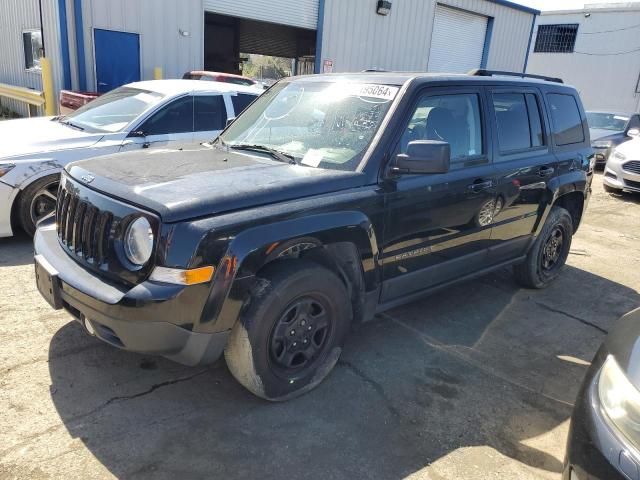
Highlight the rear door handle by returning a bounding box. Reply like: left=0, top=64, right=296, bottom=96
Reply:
left=538, top=166, right=555, bottom=177
left=467, top=179, right=493, bottom=192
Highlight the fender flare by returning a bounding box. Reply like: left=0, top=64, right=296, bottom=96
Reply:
left=534, top=170, right=587, bottom=236
left=197, top=210, right=379, bottom=334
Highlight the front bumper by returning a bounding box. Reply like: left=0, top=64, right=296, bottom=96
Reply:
left=34, top=223, right=229, bottom=366
left=604, top=158, right=640, bottom=193
left=564, top=350, right=640, bottom=480
left=0, top=180, right=19, bottom=238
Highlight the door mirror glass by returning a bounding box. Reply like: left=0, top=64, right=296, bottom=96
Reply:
left=393, top=140, right=450, bottom=174
left=628, top=128, right=640, bottom=138
left=128, top=130, right=146, bottom=138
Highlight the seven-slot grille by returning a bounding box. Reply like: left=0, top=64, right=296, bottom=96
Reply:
left=56, top=186, right=113, bottom=266
left=623, top=161, right=640, bottom=175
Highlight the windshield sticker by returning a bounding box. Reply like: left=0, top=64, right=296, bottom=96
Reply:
left=301, top=149, right=324, bottom=167
left=352, top=84, right=399, bottom=101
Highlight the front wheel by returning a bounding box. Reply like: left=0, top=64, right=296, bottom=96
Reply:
left=513, top=206, right=573, bottom=289
left=225, top=259, right=352, bottom=401
left=18, top=174, right=60, bottom=236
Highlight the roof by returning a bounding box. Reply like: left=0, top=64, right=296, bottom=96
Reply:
left=293, top=71, right=570, bottom=87
left=126, top=79, right=260, bottom=96
left=487, top=0, right=540, bottom=15
left=187, top=71, right=256, bottom=82
left=540, top=2, right=640, bottom=14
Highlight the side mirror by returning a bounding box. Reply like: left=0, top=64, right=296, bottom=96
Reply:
left=128, top=130, right=146, bottom=138
left=392, top=140, right=450, bottom=174
left=628, top=128, right=640, bottom=138
left=226, top=117, right=236, bottom=128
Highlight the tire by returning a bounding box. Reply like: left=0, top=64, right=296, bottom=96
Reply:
left=225, top=259, right=352, bottom=401
left=17, top=174, right=60, bottom=236
left=513, top=206, right=573, bottom=289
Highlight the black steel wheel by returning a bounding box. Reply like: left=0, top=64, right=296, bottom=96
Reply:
left=225, top=259, right=351, bottom=401
left=514, top=206, right=573, bottom=289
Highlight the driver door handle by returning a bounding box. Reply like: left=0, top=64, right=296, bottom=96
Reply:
left=467, top=179, right=493, bottom=192
left=538, top=166, right=555, bottom=177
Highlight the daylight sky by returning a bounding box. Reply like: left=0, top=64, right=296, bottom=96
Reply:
left=514, top=0, right=640, bottom=11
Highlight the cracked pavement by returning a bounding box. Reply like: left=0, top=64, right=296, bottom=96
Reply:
left=1, top=173, right=639, bottom=479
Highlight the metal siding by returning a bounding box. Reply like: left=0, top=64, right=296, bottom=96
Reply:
left=321, top=0, right=533, bottom=74
left=0, top=0, right=65, bottom=116
left=81, top=0, right=204, bottom=91
left=527, top=9, right=640, bottom=112
left=428, top=5, right=488, bottom=73
left=203, top=0, right=318, bottom=30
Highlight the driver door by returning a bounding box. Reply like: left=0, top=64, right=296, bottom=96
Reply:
left=121, top=95, right=194, bottom=151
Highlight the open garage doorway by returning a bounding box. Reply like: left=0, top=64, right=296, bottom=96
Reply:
left=204, top=13, right=316, bottom=79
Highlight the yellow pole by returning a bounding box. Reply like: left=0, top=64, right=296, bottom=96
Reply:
left=154, top=67, right=163, bottom=80
left=40, top=57, right=56, bottom=116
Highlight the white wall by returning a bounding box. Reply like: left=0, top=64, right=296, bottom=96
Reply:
left=320, top=0, right=535, bottom=73
left=0, top=0, right=65, bottom=116
left=527, top=7, right=640, bottom=112
left=79, top=0, right=205, bottom=90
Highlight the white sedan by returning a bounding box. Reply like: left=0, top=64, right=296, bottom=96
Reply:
left=0, top=79, right=259, bottom=237
left=604, top=128, right=640, bottom=194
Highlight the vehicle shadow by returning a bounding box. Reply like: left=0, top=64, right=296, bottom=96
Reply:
left=47, top=265, right=640, bottom=479
left=0, top=232, right=34, bottom=267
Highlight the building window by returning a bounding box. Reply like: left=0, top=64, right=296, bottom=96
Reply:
left=23, top=30, right=43, bottom=70
left=534, top=24, right=578, bottom=53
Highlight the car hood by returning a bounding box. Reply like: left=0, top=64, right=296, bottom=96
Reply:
left=0, top=116, right=104, bottom=160
left=612, top=137, right=640, bottom=157
left=605, top=307, right=640, bottom=390
left=66, top=145, right=365, bottom=222
left=589, top=128, right=623, bottom=143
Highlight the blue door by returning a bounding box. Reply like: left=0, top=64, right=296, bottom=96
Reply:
left=94, top=29, right=140, bottom=93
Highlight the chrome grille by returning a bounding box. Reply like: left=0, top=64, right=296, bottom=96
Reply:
left=56, top=185, right=112, bottom=266
left=623, top=161, right=640, bottom=175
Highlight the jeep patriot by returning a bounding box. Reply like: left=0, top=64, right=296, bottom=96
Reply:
left=34, top=70, right=594, bottom=400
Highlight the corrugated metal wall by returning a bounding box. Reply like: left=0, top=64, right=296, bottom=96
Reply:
left=204, top=0, right=318, bottom=30
left=0, top=0, right=65, bottom=116
left=320, top=0, right=534, bottom=73
left=79, top=0, right=205, bottom=90
left=527, top=8, right=640, bottom=112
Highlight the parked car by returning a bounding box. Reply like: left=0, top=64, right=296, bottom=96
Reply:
left=34, top=70, right=593, bottom=400
left=564, top=307, right=640, bottom=480
left=0, top=79, right=259, bottom=237
left=587, top=111, right=640, bottom=166
left=604, top=130, right=640, bottom=194
left=183, top=70, right=265, bottom=92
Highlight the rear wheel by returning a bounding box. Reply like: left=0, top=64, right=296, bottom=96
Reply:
left=18, top=175, right=60, bottom=236
left=225, top=259, right=352, bottom=401
left=513, top=206, right=573, bottom=289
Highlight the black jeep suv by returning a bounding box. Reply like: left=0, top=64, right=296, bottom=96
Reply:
left=34, top=70, right=594, bottom=400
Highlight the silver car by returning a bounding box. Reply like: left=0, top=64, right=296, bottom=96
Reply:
left=604, top=129, right=640, bottom=193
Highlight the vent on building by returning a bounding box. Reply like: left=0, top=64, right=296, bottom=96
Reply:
left=534, top=24, right=579, bottom=53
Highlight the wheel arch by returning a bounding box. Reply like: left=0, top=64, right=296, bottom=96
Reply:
left=10, top=170, right=62, bottom=232
left=535, top=171, right=587, bottom=235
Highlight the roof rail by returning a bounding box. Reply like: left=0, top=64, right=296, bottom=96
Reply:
left=467, top=69, right=563, bottom=84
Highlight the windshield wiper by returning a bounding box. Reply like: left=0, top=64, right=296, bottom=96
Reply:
left=58, top=118, right=85, bottom=131
left=229, top=144, right=296, bottom=164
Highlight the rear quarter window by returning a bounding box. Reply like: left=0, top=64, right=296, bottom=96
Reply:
left=547, top=93, right=585, bottom=146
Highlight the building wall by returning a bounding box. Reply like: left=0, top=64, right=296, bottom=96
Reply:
left=0, top=0, right=65, bottom=116
left=319, top=0, right=535, bottom=73
left=78, top=0, right=205, bottom=90
left=527, top=8, right=640, bottom=112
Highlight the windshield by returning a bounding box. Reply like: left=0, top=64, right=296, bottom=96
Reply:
left=586, top=112, right=629, bottom=132
left=65, top=87, right=164, bottom=132
left=219, top=81, right=400, bottom=171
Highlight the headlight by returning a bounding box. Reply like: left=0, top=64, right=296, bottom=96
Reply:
left=0, top=163, right=16, bottom=178
left=123, top=217, right=154, bottom=266
left=599, top=355, right=640, bottom=450
left=612, top=150, right=627, bottom=161
left=593, top=141, right=611, bottom=148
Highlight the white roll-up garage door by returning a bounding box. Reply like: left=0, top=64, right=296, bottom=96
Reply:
left=204, top=0, right=318, bottom=30
left=428, top=4, right=488, bottom=73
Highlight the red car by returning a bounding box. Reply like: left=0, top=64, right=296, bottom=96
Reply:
left=182, top=71, right=265, bottom=90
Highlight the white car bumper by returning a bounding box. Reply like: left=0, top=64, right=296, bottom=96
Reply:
left=0, top=180, right=19, bottom=238
left=604, top=157, right=640, bottom=192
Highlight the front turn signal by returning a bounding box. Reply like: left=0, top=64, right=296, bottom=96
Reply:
left=149, top=266, right=215, bottom=285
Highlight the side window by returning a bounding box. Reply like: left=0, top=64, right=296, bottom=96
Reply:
left=493, top=92, right=545, bottom=153
left=194, top=95, right=226, bottom=131
left=547, top=93, right=585, bottom=146
left=400, top=93, right=482, bottom=162
left=141, top=96, right=193, bottom=135
left=231, top=93, right=257, bottom=116
left=628, top=115, right=640, bottom=130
